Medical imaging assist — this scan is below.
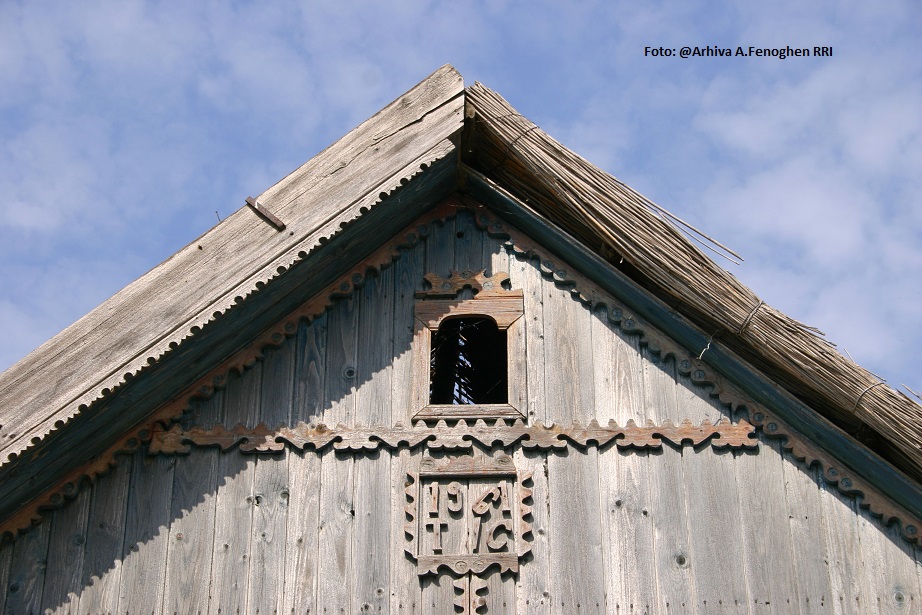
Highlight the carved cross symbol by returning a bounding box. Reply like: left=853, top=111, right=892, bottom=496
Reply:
left=406, top=452, right=532, bottom=613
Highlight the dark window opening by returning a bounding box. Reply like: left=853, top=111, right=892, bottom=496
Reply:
left=429, top=317, right=507, bottom=405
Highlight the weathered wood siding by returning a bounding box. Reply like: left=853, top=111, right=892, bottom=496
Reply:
left=3, top=211, right=922, bottom=614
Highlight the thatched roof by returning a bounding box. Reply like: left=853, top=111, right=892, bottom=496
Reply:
left=464, top=82, right=922, bottom=483
left=0, top=65, right=919, bottom=530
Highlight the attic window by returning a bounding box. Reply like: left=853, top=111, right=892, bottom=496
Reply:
left=429, top=317, right=507, bottom=405
left=412, top=270, right=524, bottom=421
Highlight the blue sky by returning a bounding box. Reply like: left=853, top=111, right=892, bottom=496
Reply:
left=1, top=1, right=920, bottom=398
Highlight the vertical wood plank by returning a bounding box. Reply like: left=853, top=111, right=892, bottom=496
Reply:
left=116, top=451, right=175, bottom=614
left=40, top=487, right=91, bottom=614
left=0, top=537, right=11, bottom=614
left=208, top=364, right=261, bottom=615
left=855, top=504, right=919, bottom=615
left=284, top=315, right=327, bottom=615
left=352, top=269, right=394, bottom=614
left=316, top=296, right=357, bottom=614
left=598, top=320, right=658, bottom=614
left=162, top=395, right=222, bottom=615
left=642, top=351, right=696, bottom=615
left=676, top=370, right=749, bottom=615
left=5, top=518, right=51, bottom=614
left=543, top=277, right=604, bottom=614
left=78, top=457, right=133, bottom=615
left=817, top=473, right=866, bottom=614
left=734, top=433, right=801, bottom=614
left=779, top=456, right=833, bottom=613
left=514, top=256, right=550, bottom=614
left=419, top=216, right=455, bottom=613
left=248, top=341, right=295, bottom=615
left=391, top=238, right=424, bottom=615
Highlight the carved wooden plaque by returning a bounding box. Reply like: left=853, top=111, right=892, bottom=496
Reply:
left=405, top=452, right=531, bottom=587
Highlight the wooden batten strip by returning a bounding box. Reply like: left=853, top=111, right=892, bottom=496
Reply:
left=465, top=82, right=922, bottom=484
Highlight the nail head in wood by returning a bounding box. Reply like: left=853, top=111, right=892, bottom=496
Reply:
left=245, top=196, right=286, bottom=231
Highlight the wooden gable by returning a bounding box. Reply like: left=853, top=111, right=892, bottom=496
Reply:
left=2, top=199, right=920, bottom=614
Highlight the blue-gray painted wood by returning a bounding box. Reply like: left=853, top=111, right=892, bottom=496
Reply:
left=466, top=174, right=922, bottom=521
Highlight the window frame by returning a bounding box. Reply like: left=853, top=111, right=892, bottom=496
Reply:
left=412, top=292, right=525, bottom=421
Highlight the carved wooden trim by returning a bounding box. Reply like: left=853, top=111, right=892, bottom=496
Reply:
left=413, top=273, right=525, bottom=421
left=453, top=194, right=922, bottom=545
left=5, top=196, right=920, bottom=549
left=416, top=269, right=516, bottom=298
left=148, top=417, right=757, bottom=454
left=404, top=452, right=532, bottom=609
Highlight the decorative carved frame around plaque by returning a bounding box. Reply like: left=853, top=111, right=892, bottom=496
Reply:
left=404, top=452, right=531, bottom=609
left=412, top=270, right=525, bottom=421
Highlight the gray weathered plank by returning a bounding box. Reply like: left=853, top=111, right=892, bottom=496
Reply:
left=78, top=457, right=133, bottom=615
left=855, top=501, right=919, bottom=615
left=0, top=65, right=464, bottom=473
left=247, top=338, right=295, bottom=615
left=780, top=456, right=833, bottom=613
left=735, top=434, right=801, bottom=614
left=0, top=536, right=11, bottom=614
left=116, top=452, right=175, bottom=614
left=40, top=487, right=91, bottom=614
left=390, top=234, right=425, bottom=615
left=513, top=255, right=551, bottom=614
left=419, top=216, right=456, bottom=613
left=5, top=517, right=51, bottom=614
left=208, top=365, right=261, bottom=614
left=161, top=420, right=220, bottom=615
left=284, top=316, right=327, bottom=615
left=352, top=268, right=395, bottom=613
left=677, top=369, right=749, bottom=615
left=315, top=296, right=357, bottom=613
left=642, top=351, right=696, bottom=615
left=543, top=275, right=604, bottom=613
left=817, top=469, right=866, bottom=614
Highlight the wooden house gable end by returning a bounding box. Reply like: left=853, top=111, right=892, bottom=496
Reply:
left=3, top=197, right=922, bottom=614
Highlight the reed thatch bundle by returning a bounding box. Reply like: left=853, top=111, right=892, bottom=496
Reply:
left=465, top=82, right=922, bottom=481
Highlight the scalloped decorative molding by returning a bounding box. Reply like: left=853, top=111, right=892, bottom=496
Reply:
left=3, top=195, right=919, bottom=547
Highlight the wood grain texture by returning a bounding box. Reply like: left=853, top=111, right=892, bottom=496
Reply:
left=735, top=435, right=800, bottom=614
left=5, top=512, right=51, bottom=614
left=352, top=269, right=395, bottom=613
left=0, top=65, right=464, bottom=480
left=78, top=458, right=132, bottom=615
left=855, top=503, right=920, bottom=615
left=248, top=340, right=295, bottom=615
left=39, top=487, right=90, bottom=614
left=677, top=369, right=749, bottom=615
left=116, top=452, right=175, bottom=614
left=514, top=254, right=551, bottom=614
left=544, top=271, right=604, bottom=614
left=641, top=351, right=696, bottom=615
left=390, top=228, right=425, bottom=615
left=316, top=297, right=357, bottom=614
left=284, top=316, right=327, bottom=615
left=162, top=417, right=220, bottom=615
left=208, top=366, right=261, bottom=615
left=817, top=475, right=865, bottom=614
left=780, top=456, right=834, bottom=613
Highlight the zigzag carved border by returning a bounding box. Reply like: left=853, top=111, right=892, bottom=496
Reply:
left=460, top=195, right=922, bottom=544
left=148, top=418, right=757, bottom=455
left=3, top=196, right=919, bottom=546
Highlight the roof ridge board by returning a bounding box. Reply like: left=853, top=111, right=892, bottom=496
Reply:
left=258, top=64, right=464, bottom=213
left=0, top=67, right=463, bottom=400
left=0, top=140, right=458, bottom=469
left=0, top=158, right=460, bottom=518
left=465, top=81, right=922, bottom=480
left=0, top=69, right=465, bottom=460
